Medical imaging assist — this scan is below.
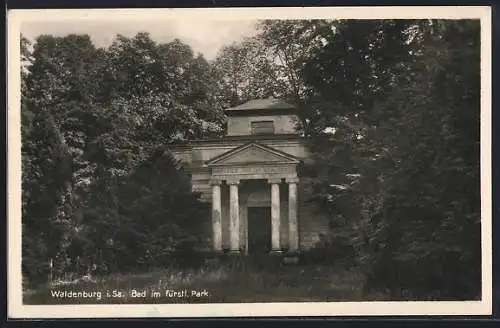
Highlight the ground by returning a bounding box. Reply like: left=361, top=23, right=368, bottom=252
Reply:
left=24, top=258, right=392, bottom=304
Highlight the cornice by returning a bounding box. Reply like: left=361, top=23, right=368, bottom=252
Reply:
left=169, top=134, right=305, bottom=150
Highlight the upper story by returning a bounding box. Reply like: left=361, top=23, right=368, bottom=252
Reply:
left=225, top=97, right=301, bottom=136
left=170, top=97, right=310, bottom=171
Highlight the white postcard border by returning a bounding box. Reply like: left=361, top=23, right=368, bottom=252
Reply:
left=7, top=6, right=493, bottom=318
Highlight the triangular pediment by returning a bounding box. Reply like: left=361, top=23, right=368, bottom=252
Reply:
left=206, top=142, right=300, bottom=166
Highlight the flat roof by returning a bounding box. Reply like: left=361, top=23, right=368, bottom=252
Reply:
left=225, top=98, right=296, bottom=111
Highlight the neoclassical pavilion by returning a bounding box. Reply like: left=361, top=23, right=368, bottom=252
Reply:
left=207, top=141, right=301, bottom=253
left=171, top=98, right=328, bottom=254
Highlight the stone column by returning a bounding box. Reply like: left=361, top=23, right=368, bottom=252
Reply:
left=287, top=177, right=299, bottom=252
left=228, top=179, right=240, bottom=253
left=269, top=178, right=282, bottom=252
left=211, top=180, right=222, bottom=252
left=239, top=192, right=248, bottom=254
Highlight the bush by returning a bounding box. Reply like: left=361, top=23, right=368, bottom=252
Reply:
left=300, top=233, right=356, bottom=265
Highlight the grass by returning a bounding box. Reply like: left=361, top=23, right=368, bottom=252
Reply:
left=24, top=258, right=374, bottom=304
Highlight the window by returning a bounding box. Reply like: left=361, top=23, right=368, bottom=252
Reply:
left=251, top=121, right=275, bottom=135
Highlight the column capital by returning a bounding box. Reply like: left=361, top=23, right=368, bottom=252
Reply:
left=226, top=179, right=240, bottom=185
left=210, top=179, right=223, bottom=186
left=286, top=176, right=299, bottom=184
left=268, top=177, right=283, bottom=184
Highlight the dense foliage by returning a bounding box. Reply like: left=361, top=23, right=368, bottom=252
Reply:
left=21, top=33, right=221, bottom=285
left=21, top=19, right=482, bottom=300
left=213, top=19, right=481, bottom=299
left=303, top=20, right=481, bottom=299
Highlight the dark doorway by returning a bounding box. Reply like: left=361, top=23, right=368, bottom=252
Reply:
left=247, top=206, right=272, bottom=255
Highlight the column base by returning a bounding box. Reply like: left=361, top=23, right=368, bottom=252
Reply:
left=270, top=249, right=284, bottom=255
left=212, top=249, right=225, bottom=256
left=283, top=256, right=299, bottom=265
left=227, top=249, right=241, bottom=255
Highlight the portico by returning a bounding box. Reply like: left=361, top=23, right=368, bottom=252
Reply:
left=207, top=142, right=300, bottom=254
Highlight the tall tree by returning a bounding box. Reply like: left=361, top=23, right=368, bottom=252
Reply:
left=21, top=34, right=102, bottom=283
left=22, top=33, right=225, bottom=283
left=302, top=19, right=481, bottom=299
left=104, top=33, right=225, bottom=142
left=212, top=19, right=331, bottom=131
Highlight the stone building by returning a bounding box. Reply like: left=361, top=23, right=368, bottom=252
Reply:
left=171, top=98, right=328, bottom=255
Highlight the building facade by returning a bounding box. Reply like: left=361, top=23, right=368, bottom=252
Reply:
left=171, top=98, right=328, bottom=255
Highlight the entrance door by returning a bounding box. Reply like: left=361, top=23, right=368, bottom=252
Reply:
left=247, top=207, right=272, bottom=254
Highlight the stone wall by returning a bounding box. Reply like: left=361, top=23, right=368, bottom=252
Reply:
left=227, top=114, right=299, bottom=136
left=298, top=177, right=330, bottom=249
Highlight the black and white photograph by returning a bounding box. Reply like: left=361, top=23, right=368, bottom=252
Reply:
left=7, top=6, right=492, bottom=318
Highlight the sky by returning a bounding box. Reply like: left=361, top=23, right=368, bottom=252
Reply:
left=21, top=19, right=258, bottom=60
